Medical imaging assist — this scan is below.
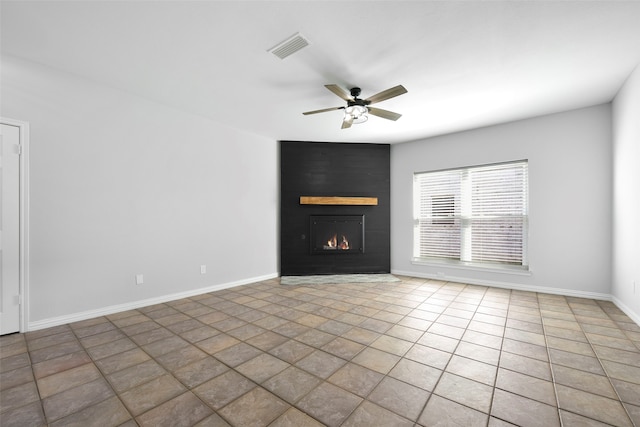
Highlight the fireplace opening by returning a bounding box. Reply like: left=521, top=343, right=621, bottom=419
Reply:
left=310, top=215, right=365, bottom=254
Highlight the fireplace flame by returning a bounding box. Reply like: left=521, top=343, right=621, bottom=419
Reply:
left=325, top=234, right=349, bottom=250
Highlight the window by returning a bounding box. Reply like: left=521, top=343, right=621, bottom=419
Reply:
left=413, top=160, right=529, bottom=269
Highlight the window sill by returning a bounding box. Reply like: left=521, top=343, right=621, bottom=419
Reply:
left=411, top=258, right=532, bottom=276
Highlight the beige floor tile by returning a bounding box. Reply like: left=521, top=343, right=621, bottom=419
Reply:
left=269, top=339, right=314, bottom=363
left=1, top=400, right=47, bottom=427
left=462, top=329, right=504, bottom=349
left=29, top=352, right=89, bottom=380
left=341, top=327, right=381, bottom=345
left=601, top=359, right=640, bottom=384
left=270, top=407, right=325, bottom=427
left=263, top=366, right=321, bottom=403
left=107, top=359, right=166, bottom=393
left=119, top=374, right=185, bottom=416
left=322, top=337, right=365, bottom=359
left=37, top=362, right=102, bottom=398
left=49, top=396, right=131, bottom=427
left=388, top=358, right=442, bottom=391
left=236, top=353, right=289, bottom=383
left=327, top=363, right=384, bottom=397
left=245, top=330, right=289, bottom=351
left=42, top=377, right=115, bottom=422
left=491, top=388, right=560, bottom=427
left=455, top=340, right=501, bottom=365
left=141, top=336, right=190, bottom=358
left=548, top=348, right=605, bottom=375
left=498, top=351, right=552, bottom=381
left=626, top=403, right=640, bottom=426
left=446, top=355, right=497, bottom=385
left=611, top=378, right=640, bottom=405
left=0, top=381, right=40, bottom=414
left=504, top=328, right=546, bottom=347
left=556, top=384, right=633, bottom=426
left=418, top=331, right=459, bottom=352
left=552, top=364, right=617, bottom=399
left=129, top=327, right=174, bottom=346
left=218, top=387, right=289, bottom=427
left=368, top=376, right=430, bottom=420
left=434, top=372, right=493, bottom=413
left=172, top=356, right=228, bottom=389
left=543, top=325, right=588, bottom=342
left=473, top=313, right=507, bottom=327
left=95, top=348, right=151, bottom=374
left=370, top=335, right=413, bottom=356
left=428, top=322, right=466, bottom=340
left=467, top=320, right=505, bottom=337
left=495, top=368, right=556, bottom=406
left=297, top=382, right=363, bottom=427
left=295, top=350, right=346, bottom=378
left=29, top=340, right=84, bottom=364
left=343, top=401, right=413, bottom=427
left=593, top=344, right=640, bottom=367
left=560, top=410, right=615, bottom=427
left=419, top=395, right=489, bottom=427
left=405, top=344, right=452, bottom=370
left=352, top=347, right=401, bottom=374
left=0, top=365, right=34, bottom=391
left=5, top=276, right=640, bottom=427
left=196, top=333, right=240, bottom=355
left=79, top=329, right=126, bottom=348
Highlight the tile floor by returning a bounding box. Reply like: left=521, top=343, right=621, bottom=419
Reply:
left=1, top=275, right=640, bottom=426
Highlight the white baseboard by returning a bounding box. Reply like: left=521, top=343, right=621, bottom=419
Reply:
left=27, top=273, right=279, bottom=332
left=391, top=269, right=613, bottom=301
left=611, top=296, right=640, bottom=327
left=27, top=270, right=639, bottom=331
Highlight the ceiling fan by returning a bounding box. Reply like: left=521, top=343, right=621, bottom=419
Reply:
left=303, top=84, right=408, bottom=129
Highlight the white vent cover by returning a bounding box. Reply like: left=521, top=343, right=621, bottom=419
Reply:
left=268, top=33, right=309, bottom=59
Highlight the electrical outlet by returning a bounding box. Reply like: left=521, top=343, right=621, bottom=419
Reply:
left=200, top=265, right=207, bottom=274
left=136, top=274, right=144, bottom=285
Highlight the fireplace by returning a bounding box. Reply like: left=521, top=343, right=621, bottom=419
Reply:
left=280, top=141, right=390, bottom=275
left=310, top=215, right=365, bottom=254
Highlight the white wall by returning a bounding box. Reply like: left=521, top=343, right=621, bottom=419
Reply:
left=2, top=55, right=279, bottom=328
left=391, top=105, right=612, bottom=298
left=612, top=65, right=640, bottom=323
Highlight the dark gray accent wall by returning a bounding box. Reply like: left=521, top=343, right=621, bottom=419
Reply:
left=280, top=141, right=390, bottom=275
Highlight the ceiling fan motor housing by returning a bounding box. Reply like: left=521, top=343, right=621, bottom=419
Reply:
left=348, top=88, right=370, bottom=107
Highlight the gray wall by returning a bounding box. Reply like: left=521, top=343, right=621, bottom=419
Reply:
left=612, top=65, right=640, bottom=324
left=391, top=105, right=613, bottom=298
left=2, top=55, right=279, bottom=328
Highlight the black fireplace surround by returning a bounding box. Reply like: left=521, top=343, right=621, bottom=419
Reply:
left=280, top=141, right=390, bottom=275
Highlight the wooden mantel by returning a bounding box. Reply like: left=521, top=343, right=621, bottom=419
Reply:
left=299, top=196, right=378, bottom=206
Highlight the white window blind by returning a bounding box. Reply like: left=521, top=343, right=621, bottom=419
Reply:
left=414, top=160, right=529, bottom=268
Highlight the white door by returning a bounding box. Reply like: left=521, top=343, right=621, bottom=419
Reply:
left=1, top=123, right=21, bottom=334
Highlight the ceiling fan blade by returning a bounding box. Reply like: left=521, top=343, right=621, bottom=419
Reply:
left=341, top=116, right=353, bottom=129
left=302, top=106, right=343, bottom=115
left=325, top=84, right=352, bottom=101
left=364, top=85, right=407, bottom=104
left=367, top=107, right=402, bottom=121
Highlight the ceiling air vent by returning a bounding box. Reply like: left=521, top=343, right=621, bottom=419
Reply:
left=268, top=33, right=309, bottom=60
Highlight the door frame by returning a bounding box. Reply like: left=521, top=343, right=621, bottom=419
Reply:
left=1, top=117, right=30, bottom=333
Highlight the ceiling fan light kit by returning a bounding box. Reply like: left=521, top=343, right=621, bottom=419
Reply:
left=303, top=84, right=407, bottom=129
left=344, top=105, right=368, bottom=124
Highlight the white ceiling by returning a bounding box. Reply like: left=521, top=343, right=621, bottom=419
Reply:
left=2, top=1, right=640, bottom=144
